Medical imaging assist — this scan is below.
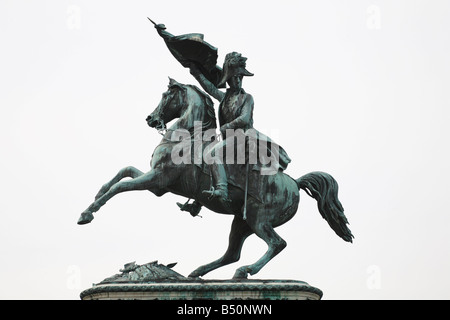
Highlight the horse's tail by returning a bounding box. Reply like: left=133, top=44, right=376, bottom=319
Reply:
left=296, top=171, right=354, bottom=243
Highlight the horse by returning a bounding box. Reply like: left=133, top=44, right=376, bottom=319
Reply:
left=78, top=78, right=354, bottom=279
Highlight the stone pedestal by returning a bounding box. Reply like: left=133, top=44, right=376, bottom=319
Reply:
left=80, top=261, right=322, bottom=300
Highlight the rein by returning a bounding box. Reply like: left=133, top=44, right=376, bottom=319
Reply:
left=160, top=127, right=221, bottom=142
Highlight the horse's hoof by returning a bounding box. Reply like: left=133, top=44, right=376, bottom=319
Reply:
left=77, top=211, right=94, bottom=225
left=188, top=268, right=204, bottom=278
left=188, top=272, right=200, bottom=278
left=232, top=267, right=249, bottom=279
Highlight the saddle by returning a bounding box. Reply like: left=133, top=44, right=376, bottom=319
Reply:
left=195, top=162, right=266, bottom=204
left=195, top=132, right=291, bottom=204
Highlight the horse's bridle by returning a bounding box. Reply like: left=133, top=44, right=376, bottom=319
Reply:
left=151, top=86, right=185, bottom=136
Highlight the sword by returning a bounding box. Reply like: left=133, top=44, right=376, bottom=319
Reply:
left=147, top=17, right=167, bottom=31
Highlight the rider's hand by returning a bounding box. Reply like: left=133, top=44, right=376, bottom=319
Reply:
left=189, top=63, right=200, bottom=76
left=155, top=23, right=166, bottom=30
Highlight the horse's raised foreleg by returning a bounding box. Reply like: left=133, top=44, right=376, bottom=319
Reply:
left=95, top=166, right=144, bottom=200
left=78, top=169, right=166, bottom=225
left=189, top=216, right=253, bottom=278
left=233, top=219, right=287, bottom=279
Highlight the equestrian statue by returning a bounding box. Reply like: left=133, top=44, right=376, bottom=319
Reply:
left=77, top=20, right=353, bottom=279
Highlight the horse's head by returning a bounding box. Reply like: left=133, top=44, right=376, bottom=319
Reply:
left=147, top=78, right=216, bottom=134
left=146, top=78, right=186, bottom=131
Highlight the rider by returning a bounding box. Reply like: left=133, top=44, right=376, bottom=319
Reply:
left=190, top=52, right=255, bottom=204
left=179, top=52, right=291, bottom=215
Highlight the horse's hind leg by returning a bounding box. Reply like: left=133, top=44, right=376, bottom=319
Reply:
left=95, top=166, right=144, bottom=200
left=233, top=219, right=287, bottom=279
left=189, top=216, right=253, bottom=278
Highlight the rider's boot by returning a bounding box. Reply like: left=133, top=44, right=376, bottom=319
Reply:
left=203, top=163, right=230, bottom=203
left=177, top=200, right=202, bottom=217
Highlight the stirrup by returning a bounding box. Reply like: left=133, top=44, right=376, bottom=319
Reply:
left=203, top=186, right=230, bottom=202
left=203, top=186, right=216, bottom=200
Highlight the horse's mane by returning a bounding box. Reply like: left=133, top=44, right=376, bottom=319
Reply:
left=185, top=84, right=217, bottom=129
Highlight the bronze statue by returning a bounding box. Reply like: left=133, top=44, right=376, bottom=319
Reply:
left=77, top=20, right=353, bottom=279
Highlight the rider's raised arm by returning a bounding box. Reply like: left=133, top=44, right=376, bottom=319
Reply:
left=190, top=65, right=225, bottom=102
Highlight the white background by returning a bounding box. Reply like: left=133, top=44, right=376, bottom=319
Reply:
left=1, top=0, right=449, bottom=299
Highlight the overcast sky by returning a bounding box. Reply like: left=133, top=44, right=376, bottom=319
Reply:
left=1, top=0, right=449, bottom=300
